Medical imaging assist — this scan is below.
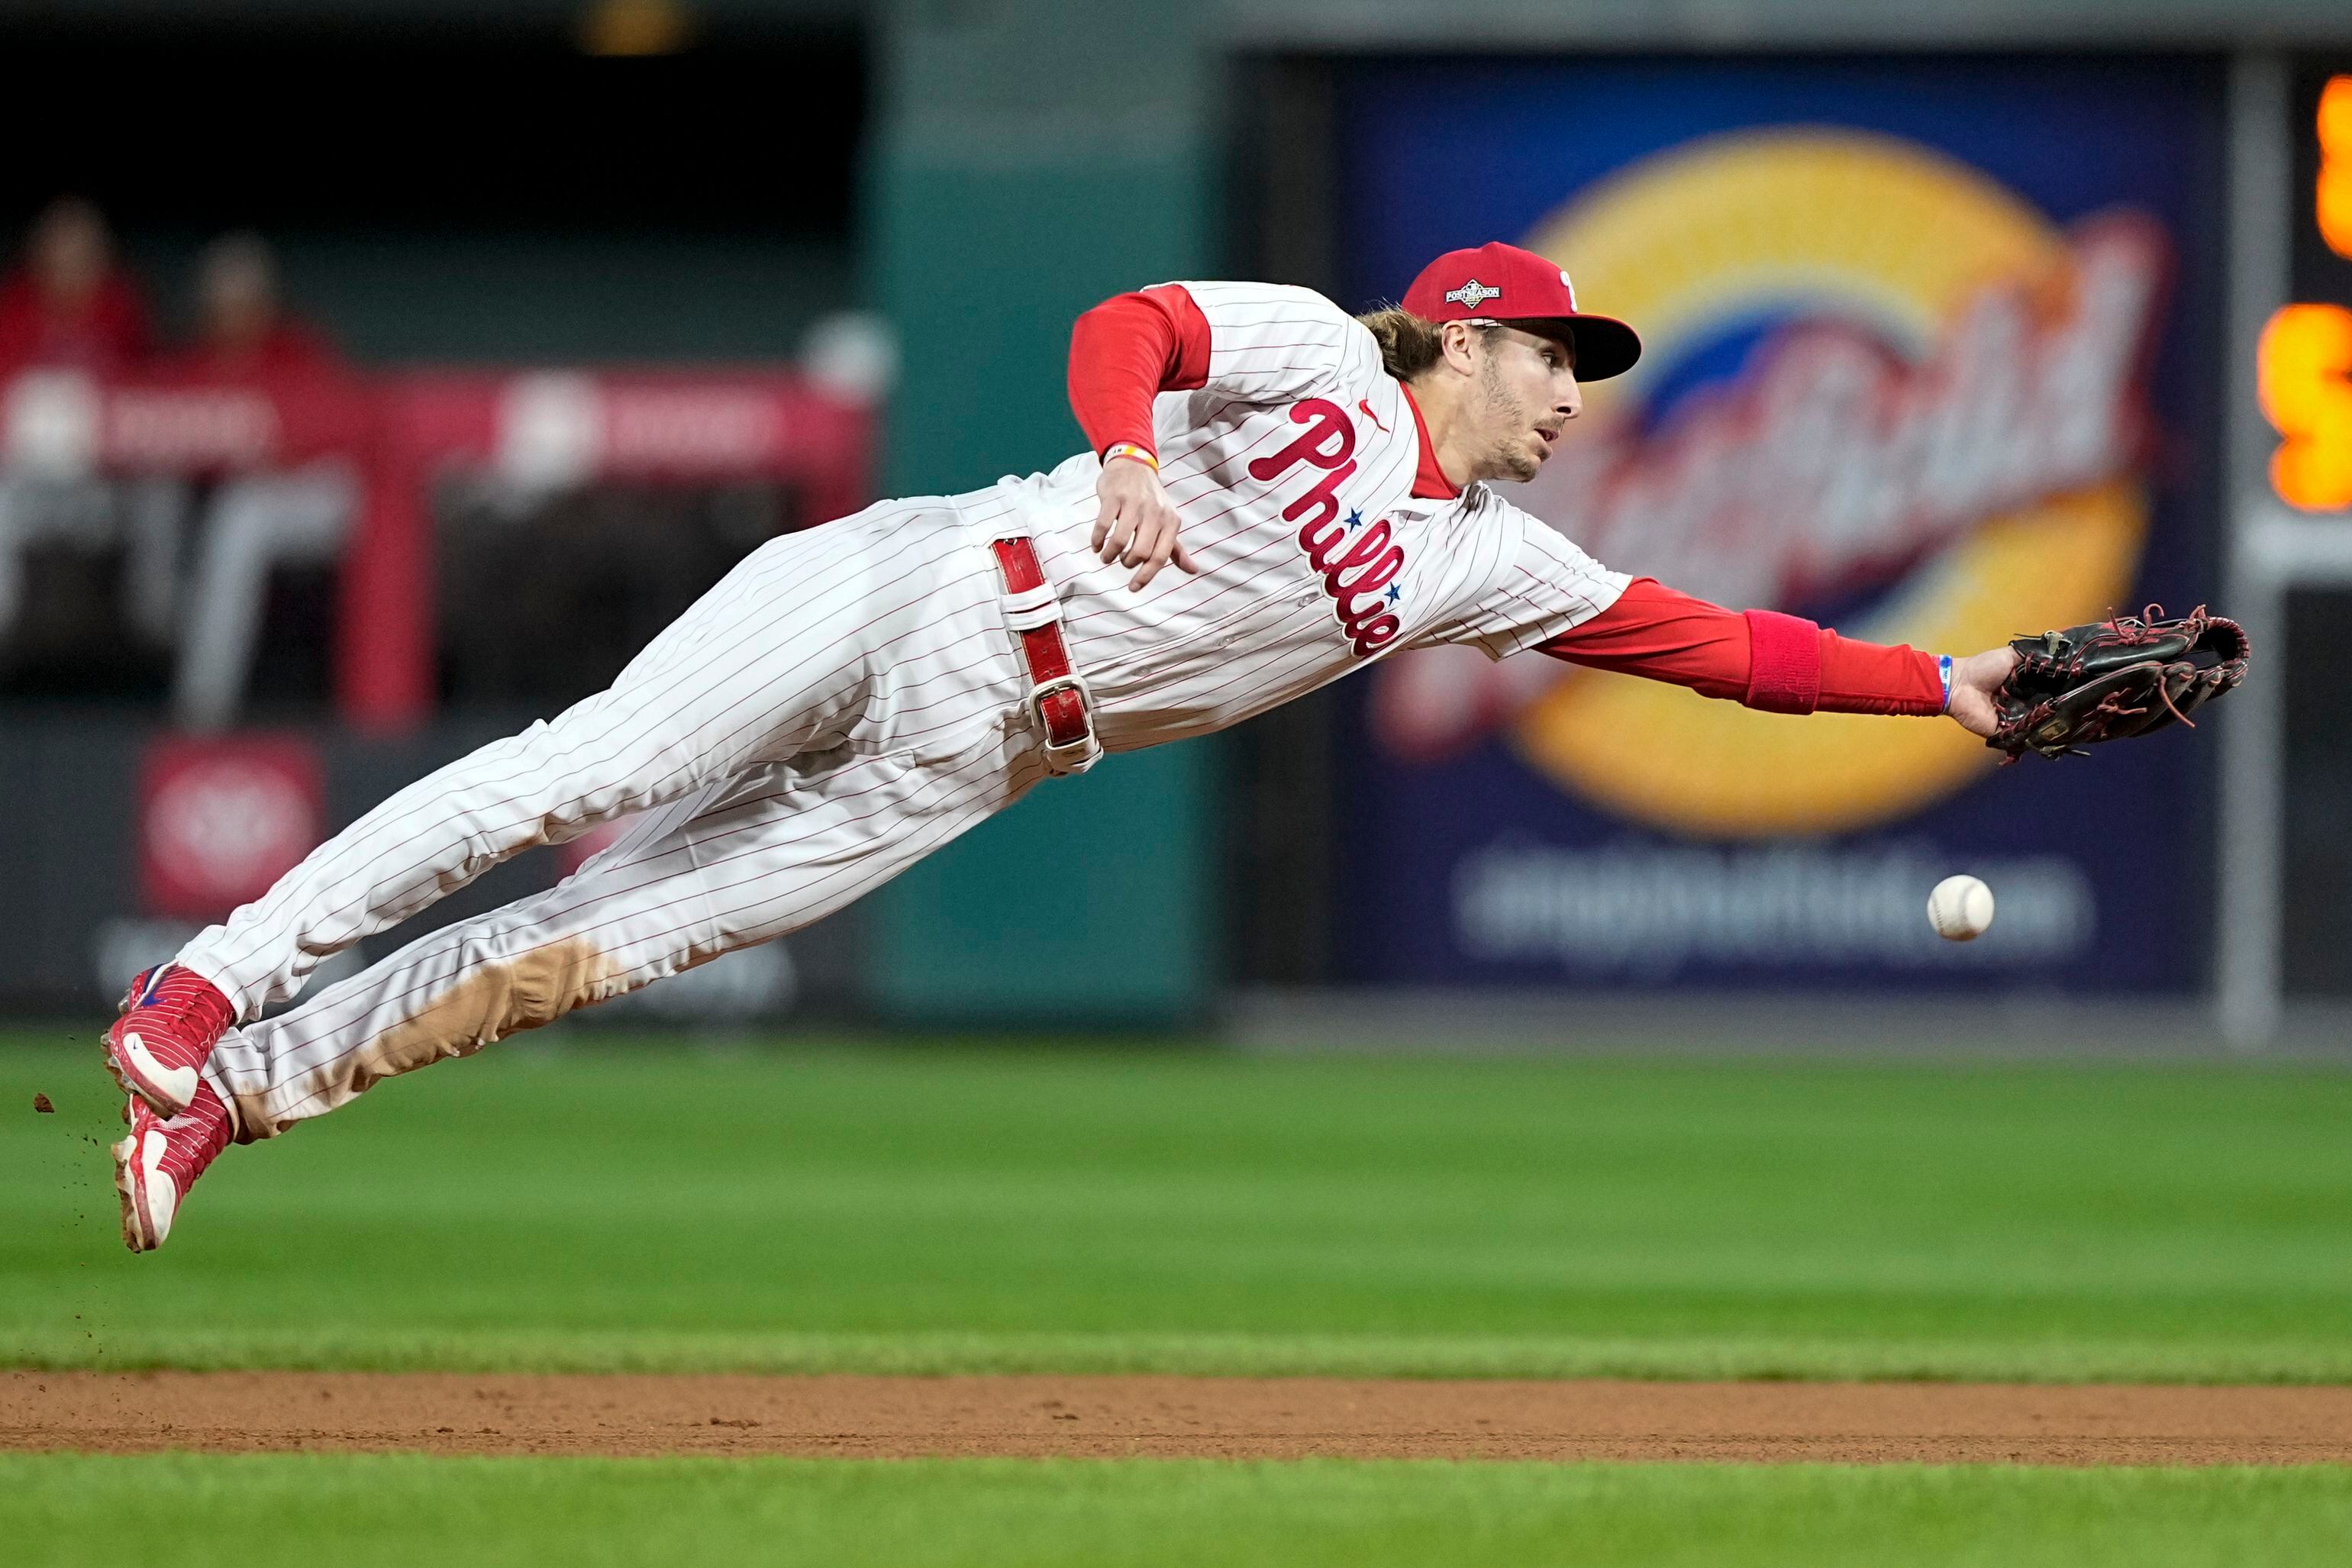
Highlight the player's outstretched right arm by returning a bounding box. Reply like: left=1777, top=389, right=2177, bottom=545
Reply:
left=1414, top=505, right=2013, bottom=750
left=1539, top=578, right=2019, bottom=738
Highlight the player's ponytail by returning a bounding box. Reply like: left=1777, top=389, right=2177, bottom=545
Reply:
left=1357, top=307, right=1495, bottom=382
left=1357, top=308, right=1446, bottom=380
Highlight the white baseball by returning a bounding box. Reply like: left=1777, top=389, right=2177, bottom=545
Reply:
left=1927, top=875, right=1995, bottom=941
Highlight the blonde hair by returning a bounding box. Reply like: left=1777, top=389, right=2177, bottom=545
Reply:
left=1355, top=308, right=1499, bottom=382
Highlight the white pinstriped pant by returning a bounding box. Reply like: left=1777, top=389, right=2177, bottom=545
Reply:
left=187, top=496, right=1050, bottom=1141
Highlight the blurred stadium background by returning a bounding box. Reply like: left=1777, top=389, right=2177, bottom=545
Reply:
left=2, top=0, right=2350, bottom=1050
left=12, top=5, right=2352, bottom=1563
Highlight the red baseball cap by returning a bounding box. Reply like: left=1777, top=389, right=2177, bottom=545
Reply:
left=1402, top=241, right=1642, bottom=382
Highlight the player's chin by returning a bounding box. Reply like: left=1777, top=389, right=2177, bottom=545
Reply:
left=1496, top=445, right=1544, bottom=483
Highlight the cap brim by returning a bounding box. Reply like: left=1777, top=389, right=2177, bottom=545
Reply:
left=1505, top=314, right=1642, bottom=382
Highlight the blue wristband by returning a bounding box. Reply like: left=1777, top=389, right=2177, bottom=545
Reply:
left=1937, top=654, right=1954, bottom=712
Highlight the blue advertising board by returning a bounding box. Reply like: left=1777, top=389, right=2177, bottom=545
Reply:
left=1330, top=56, right=2227, bottom=992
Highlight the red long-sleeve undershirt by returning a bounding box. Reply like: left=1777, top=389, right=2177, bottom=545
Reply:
left=1065, top=285, right=1949, bottom=718
left=1067, top=284, right=1210, bottom=457
left=1538, top=579, right=1947, bottom=717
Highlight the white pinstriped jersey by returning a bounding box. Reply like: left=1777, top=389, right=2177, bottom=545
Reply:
left=950, top=279, right=1631, bottom=750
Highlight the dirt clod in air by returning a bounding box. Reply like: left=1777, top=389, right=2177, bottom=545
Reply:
left=32, top=1093, right=54, bottom=1114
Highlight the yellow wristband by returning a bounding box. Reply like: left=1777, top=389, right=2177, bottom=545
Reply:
left=1102, top=442, right=1160, bottom=472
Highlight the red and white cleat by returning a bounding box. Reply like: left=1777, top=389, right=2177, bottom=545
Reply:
left=113, top=1078, right=235, bottom=1253
left=104, top=964, right=235, bottom=1118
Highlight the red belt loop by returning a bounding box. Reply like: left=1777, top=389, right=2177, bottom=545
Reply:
left=990, top=535, right=1102, bottom=776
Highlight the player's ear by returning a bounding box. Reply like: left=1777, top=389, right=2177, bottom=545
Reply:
left=1438, top=321, right=1482, bottom=376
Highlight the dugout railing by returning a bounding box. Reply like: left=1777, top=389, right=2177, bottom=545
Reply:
left=0, top=363, right=875, bottom=731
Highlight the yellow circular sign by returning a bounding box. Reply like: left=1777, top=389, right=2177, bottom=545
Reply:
left=1512, top=131, right=2149, bottom=837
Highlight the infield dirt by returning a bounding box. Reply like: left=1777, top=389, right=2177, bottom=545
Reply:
left=8, top=1373, right=2352, bottom=1465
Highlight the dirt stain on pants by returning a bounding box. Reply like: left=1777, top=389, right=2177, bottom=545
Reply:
left=244, top=937, right=627, bottom=1137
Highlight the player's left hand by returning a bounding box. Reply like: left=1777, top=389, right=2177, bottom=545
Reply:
left=1092, top=455, right=1200, bottom=591
left=1943, top=647, right=2020, bottom=739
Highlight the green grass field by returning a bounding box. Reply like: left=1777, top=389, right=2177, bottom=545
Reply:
left=11, top=1454, right=2352, bottom=1568
left=7, top=1030, right=2352, bottom=1380
left=7, top=1027, right=2352, bottom=1564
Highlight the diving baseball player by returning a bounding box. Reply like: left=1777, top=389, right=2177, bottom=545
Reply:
left=106, top=241, right=2028, bottom=1250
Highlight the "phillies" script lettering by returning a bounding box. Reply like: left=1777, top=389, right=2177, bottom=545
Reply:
left=1247, top=397, right=1402, bottom=657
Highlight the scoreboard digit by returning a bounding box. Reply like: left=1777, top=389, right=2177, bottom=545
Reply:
left=2260, top=66, right=2352, bottom=512
left=2318, top=73, right=2351, bottom=261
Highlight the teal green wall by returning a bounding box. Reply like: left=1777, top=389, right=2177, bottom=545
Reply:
left=873, top=160, right=1208, bottom=490
left=869, top=745, right=1218, bottom=1023
left=864, top=2, right=1221, bottom=1025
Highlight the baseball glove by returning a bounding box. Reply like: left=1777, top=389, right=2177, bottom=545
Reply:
left=1988, top=605, right=2250, bottom=763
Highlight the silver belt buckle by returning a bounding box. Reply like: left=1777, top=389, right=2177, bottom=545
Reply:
left=1027, top=673, right=1102, bottom=776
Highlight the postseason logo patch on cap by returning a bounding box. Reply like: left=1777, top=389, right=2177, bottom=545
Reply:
left=1443, top=279, right=1502, bottom=309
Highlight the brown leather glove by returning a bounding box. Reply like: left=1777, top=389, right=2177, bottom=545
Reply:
left=1988, top=606, right=2250, bottom=763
